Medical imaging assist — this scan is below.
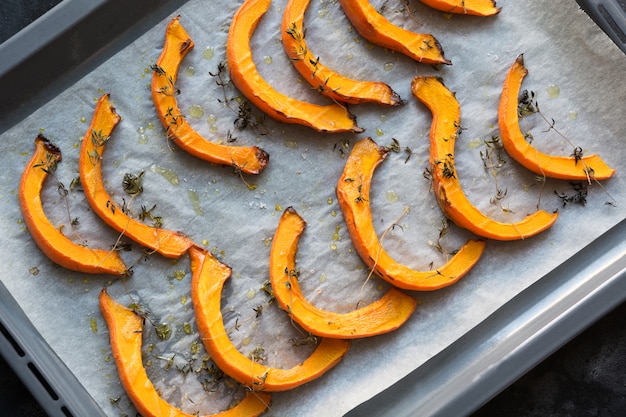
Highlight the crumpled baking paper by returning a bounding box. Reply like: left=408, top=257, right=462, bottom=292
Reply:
left=1, top=0, right=625, bottom=416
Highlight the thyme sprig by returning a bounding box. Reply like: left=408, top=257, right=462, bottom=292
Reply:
left=151, top=64, right=180, bottom=97
left=434, top=153, right=456, bottom=179
left=479, top=135, right=516, bottom=214
left=209, top=61, right=268, bottom=134
left=555, top=182, right=588, bottom=206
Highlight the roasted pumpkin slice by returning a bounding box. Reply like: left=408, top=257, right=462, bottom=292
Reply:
left=19, top=134, right=127, bottom=275
left=153, top=16, right=269, bottom=175
left=419, top=0, right=500, bottom=16
left=282, top=0, right=403, bottom=106
left=338, top=0, right=450, bottom=65
left=79, top=94, right=194, bottom=258
left=228, top=0, right=363, bottom=133
left=337, top=137, right=485, bottom=290
left=190, top=245, right=350, bottom=391
left=269, top=207, right=417, bottom=337
left=498, top=54, right=615, bottom=181
left=100, top=288, right=271, bottom=416
left=412, top=76, right=558, bottom=240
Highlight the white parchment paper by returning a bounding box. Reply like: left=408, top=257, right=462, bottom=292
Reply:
left=1, top=0, right=625, bottom=416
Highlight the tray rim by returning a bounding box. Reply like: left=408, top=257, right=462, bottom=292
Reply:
left=577, top=0, right=626, bottom=54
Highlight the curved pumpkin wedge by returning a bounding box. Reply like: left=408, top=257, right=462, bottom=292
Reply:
left=19, top=134, right=127, bottom=275
left=412, top=76, right=558, bottom=240
left=153, top=16, right=269, bottom=175
left=499, top=54, right=615, bottom=181
left=79, top=94, right=194, bottom=258
left=338, top=0, right=450, bottom=65
left=189, top=245, right=350, bottom=391
left=337, top=137, right=485, bottom=291
left=282, top=0, right=403, bottom=106
left=228, top=0, right=363, bottom=133
left=269, top=207, right=417, bottom=337
left=419, top=0, right=500, bottom=16
left=99, top=288, right=271, bottom=416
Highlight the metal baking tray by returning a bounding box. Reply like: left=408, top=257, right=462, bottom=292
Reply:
left=1, top=1, right=625, bottom=416
left=577, top=0, right=626, bottom=54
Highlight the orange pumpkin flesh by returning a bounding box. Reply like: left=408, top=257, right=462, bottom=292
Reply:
left=419, top=0, right=501, bottom=16
left=498, top=54, right=615, bottom=181
left=228, top=0, right=363, bottom=133
left=282, top=0, right=403, bottom=106
left=412, top=76, right=558, bottom=240
left=189, top=245, right=350, bottom=391
left=339, top=0, right=450, bottom=65
left=100, top=288, right=271, bottom=416
left=269, top=207, right=417, bottom=337
left=79, top=94, right=194, bottom=258
left=152, top=16, right=269, bottom=175
left=337, top=137, right=486, bottom=290
left=19, top=135, right=127, bottom=275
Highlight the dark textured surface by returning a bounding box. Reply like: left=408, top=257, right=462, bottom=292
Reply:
left=2, top=2, right=626, bottom=417
left=0, top=355, right=47, bottom=417
left=471, top=300, right=626, bottom=417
